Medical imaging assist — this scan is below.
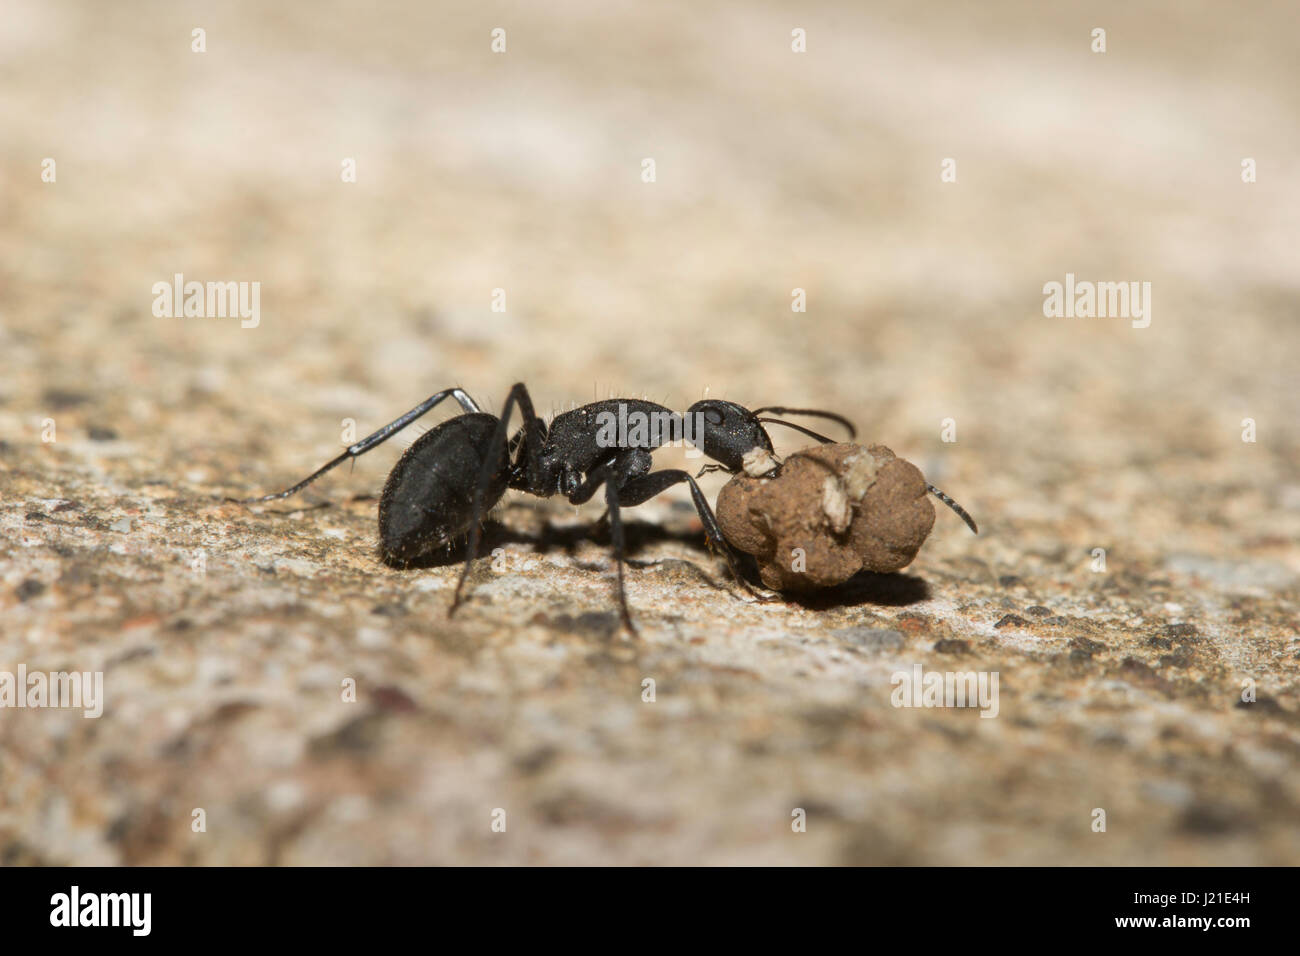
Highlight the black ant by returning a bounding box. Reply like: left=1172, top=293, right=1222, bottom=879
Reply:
left=238, top=383, right=860, bottom=631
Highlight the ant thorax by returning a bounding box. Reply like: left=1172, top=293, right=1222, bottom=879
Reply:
left=591, top=402, right=700, bottom=453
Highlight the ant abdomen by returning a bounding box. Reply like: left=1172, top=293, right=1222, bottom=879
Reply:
left=377, top=413, right=510, bottom=567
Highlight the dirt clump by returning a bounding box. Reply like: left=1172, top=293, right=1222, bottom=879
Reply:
left=715, top=442, right=936, bottom=591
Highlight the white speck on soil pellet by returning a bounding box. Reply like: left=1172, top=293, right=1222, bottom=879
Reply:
left=742, top=446, right=778, bottom=478
left=821, top=475, right=852, bottom=534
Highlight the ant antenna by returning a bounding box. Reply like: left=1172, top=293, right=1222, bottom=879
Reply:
left=752, top=407, right=856, bottom=439
left=927, top=484, right=979, bottom=534
left=757, top=417, right=837, bottom=444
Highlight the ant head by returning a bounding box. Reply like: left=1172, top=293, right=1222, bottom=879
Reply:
left=686, top=399, right=776, bottom=474
left=687, top=400, right=857, bottom=475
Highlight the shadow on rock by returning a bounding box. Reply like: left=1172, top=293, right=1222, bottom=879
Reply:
left=381, top=516, right=710, bottom=571
left=780, top=570, right=931, bottom=610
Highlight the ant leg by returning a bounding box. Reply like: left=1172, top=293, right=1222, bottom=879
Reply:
left=619, top=468, right=779, bottom=603
left=927, top=484, right=979, bottom=534
left=693, top=464, right=730, bottom=479
left=450, top=382, right=546, bottom=616
left=566, top=450, right=652, bottom=634
left=238, top=387, right=481, bottom=503
left=604, top=476, right=635, bottom=634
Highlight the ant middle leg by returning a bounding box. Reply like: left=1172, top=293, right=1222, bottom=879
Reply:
left=237, top=386, right=482, bottom=503
left=564, top=449, right=653, bottom=633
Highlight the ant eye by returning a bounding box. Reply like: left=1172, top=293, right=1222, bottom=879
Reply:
left=704, top=408, right=724, bottom=426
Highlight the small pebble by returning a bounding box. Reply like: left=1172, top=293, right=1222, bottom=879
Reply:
left=16, top=579, right=47, bottom=601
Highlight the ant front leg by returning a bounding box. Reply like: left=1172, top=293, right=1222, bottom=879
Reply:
left=450, top=382, right=547, bottom=616
left=619, top=468, right=780, bottom=604
left=693, top=464, right=730, bottom=479
left=236, top=387, right=481, bottom=503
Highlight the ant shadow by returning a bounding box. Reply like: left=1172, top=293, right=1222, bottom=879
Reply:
left=386, top=511, right=930, bottom=610
left=248, top=494, right=931, bottom=610
left=386, top=515, right=707, bottom=571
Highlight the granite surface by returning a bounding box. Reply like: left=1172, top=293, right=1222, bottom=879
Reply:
left=2, top=0, right=1297, bottom=865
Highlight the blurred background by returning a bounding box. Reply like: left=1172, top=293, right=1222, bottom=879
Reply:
left=1, top=1, right=1297, bottom=865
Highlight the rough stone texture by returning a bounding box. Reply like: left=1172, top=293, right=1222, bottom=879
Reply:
left=2, top=2, right=1299, bottom=865
left=717, top=443, right=937, bottom=590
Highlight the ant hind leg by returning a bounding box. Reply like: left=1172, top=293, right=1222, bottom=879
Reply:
left=236, top=386, right=481, bottom=503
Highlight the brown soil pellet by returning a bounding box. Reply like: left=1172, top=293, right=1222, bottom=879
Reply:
left=715, top=443, right=936, bottom=591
